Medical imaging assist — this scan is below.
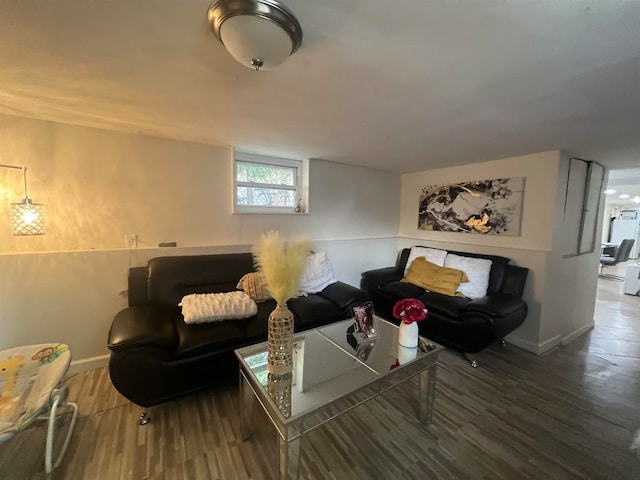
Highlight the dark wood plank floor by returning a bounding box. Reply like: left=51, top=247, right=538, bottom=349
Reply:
left=2, top=261, right=639, bottom=479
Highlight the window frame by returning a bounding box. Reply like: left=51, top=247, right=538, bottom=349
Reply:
left=562, top=157, right=605, bottom=257
left=233, top=151, right=307, bottom=214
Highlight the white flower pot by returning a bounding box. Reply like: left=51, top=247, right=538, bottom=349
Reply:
left=398, top=321, right=419, bottom=348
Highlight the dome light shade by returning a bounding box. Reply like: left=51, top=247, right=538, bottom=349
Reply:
left=208, top=0, right=303, bottom=70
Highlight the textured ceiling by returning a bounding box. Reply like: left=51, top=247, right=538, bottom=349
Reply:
left=1, top=0, right=640, bottom=174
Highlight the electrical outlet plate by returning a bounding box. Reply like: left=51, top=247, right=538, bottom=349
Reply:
left=125, top=235, right=137, bottom=249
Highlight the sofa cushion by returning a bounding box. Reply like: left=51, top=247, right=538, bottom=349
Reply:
left=174, top=317, right=247, bottom=359
left=444, top=253, right=492, bottom=299
left=242, top=300, right=277, bottom=341
left=402, top=257, right=468, bottom=297
left=418, top=292, right=471, bottom=318
left=318, top=281, right=371, bottom=311
left=404, top=246, right=448, bottom=275
left=287, top=294, right=345, bottom=331
left=380, top=281, right=426, bottom=301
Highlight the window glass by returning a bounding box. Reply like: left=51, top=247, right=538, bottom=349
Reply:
left=236, top=161, right=296, bottom=186
left=233, top=152, right=306, bottom=213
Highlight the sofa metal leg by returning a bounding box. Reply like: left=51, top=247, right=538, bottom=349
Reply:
left=500, top=339, right=506, bottom=347
left=463, top=352, right=478, bottom=368
left=138, top=411, right=150, bottom=426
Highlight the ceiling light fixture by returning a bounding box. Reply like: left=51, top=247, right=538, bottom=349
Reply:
left=632, top=196, right=640, bottom=203
left=619, top=194, right=630, bottom=199
left=207, top=0, right=303, bottom=71
left=603, top=189, right=616, bottom=194
left=0, top=163, right=45, bottom=235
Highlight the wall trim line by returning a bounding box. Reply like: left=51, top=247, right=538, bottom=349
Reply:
left=69, top=354, right=109, bottom=374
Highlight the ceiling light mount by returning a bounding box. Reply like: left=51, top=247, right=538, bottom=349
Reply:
left=208, top=0, right=303, bottom=70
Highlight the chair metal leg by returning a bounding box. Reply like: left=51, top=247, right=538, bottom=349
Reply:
left=599, top=273, right=625, bottom=281
left=45, top=388, right=79, bottom=477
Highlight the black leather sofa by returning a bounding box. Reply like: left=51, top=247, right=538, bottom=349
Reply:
left=361, top=247, right=528, bottom=365
left=108, top=253, right=369, bottom=408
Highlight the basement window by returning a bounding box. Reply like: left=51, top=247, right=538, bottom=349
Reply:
left=233, top=151, right=308, bottom=214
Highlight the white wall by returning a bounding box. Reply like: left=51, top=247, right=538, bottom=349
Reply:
left=399, top=151, right=602, bottom=354
left=0, top=114, right=401, bottom=369
left=0, top=115, right=400, bottom=252
left=400, top=151, right=560, bottom=252
left=1, top=114, right=604, bottom=366
left=540, top=152, right=604, bottom=347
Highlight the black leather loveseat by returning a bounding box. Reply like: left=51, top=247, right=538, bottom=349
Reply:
left=361, top=247, right=528, bottom=366
left=108, top=253, right=369, bottom=408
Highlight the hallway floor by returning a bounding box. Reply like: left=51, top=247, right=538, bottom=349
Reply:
left=567, top=259, right=640, bottom=367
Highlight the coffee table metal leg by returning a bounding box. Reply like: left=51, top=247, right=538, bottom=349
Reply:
left=418, top=364, right=437, bottom=425
left=278, top=433, right=302, bottom=480
left=240, top=371, right=254, bottom=440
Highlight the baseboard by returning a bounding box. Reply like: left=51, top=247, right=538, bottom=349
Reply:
left=69, top=354, right=109, bottom=374
left=561, top=321, right=595, bottom=346
left=507, top=322, right=594, bottom=355
left=506, top=334, right=562, bottom=355
left=536, top=334, right=563, bottom=354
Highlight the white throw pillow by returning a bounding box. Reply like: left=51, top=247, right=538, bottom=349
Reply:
left=404, top=247, right=448, bottom=276
left=444, top=253, right=492, bottom=299
left=299, top=251, right=337, bottom=294
left=179, top=291, right=257, bottom=324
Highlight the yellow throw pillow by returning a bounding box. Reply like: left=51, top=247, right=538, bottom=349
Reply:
left=402, top=257, right=469, bottom=297
left=236, top=272, right=272, bottom=302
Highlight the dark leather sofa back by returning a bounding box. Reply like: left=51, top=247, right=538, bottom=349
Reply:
left=397, top=247, right=512, bottom=295
left=145, top=253, right=255, bottom=310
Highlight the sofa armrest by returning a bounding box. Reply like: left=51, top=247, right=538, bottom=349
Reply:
left=108, top=305, right=178, bottom=352
left=319, top=281, right=370, bottom=311
left=501, top=265, right=529, bottom=297
left=128, top=266, right=149, bottom=306
left=464, top=294, right=527, bottom=317
left=361, top=267, right=403, bottom=289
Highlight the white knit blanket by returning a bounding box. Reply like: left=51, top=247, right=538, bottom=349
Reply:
left=179, top=292, right=258, bottom=324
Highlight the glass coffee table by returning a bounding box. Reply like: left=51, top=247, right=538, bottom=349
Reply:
left=235, top=316, right=443, bottom=479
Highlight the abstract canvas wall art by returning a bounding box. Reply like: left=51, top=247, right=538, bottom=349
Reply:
left=418, top=177, right=525, bottom=235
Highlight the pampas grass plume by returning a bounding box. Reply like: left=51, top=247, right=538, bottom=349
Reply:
left=253, top=231, right=311, bottom=306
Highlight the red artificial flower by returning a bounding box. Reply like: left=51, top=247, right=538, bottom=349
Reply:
left=392, top=298, right=428, bottom=324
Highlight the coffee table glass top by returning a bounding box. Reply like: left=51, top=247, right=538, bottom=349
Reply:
left=235, top=316, right=442, bottom=424
left=317, top=317, right=440, bottom=374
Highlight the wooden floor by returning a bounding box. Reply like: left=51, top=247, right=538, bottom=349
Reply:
left=2, top=261, right=639, bottom=479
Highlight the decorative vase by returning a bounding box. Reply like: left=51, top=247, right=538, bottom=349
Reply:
left=398, top=321, right=419, bottom=348
left=267, top=304, right=295, bottom=376
left=397, top=344, right=418, bottom=365
left=267, top=372, right=292, bottom=419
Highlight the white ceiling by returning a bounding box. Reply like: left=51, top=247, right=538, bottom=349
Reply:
left=1, top=0, right=640, bottom=174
